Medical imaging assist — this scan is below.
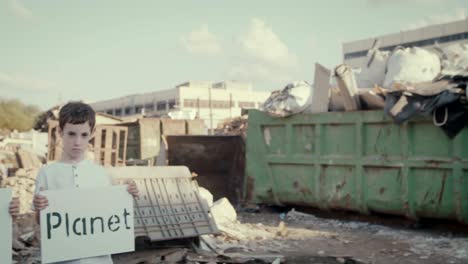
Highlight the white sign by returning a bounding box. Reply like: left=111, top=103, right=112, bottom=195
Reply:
left=40, top=186, right=134, bottom=263
left=0, top=188, right=12, bottom=264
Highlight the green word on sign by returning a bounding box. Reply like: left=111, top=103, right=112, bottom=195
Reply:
left=46, top=209, right=132, bottom=239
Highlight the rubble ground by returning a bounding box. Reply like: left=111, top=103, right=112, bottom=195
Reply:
left=5, top=156, right=468, bottom=264
left=111, top=208, right=468, bottom=264
left=207, top=209, right=468, bottom=264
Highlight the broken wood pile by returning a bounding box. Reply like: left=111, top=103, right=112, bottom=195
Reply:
left=16, top=149, right=42, bottom=170
left=215, top=116, right=248, bottom=140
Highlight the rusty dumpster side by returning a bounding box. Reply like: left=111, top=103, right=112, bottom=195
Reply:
left=167, top=135, right=245, bottom=205
left=245, top=109, right=468, bottom=224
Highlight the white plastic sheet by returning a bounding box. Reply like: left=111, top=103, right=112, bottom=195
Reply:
left=356, top=49, right=389, bottom=88
left=261, top=81, right=314, bottom=117
left=440, top=43, right=468, bottom=76
left=383, top=47, right=441, bottom=88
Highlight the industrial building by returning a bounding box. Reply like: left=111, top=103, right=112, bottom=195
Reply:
left=343, top=18, right=468, bottom=68
left=90, top=81, right=270, bottom=129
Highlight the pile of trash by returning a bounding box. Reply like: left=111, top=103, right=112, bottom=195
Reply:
left=260, top=42, right=468, bottom=138
left=0, top=129, right=45, bottom=263
left=215, top=116, right=248, bottom=140
left=2, top=167, right=41, bottom=263
left=199, top=188, right=283, bottom=256
left=2, top=169, right=38, bottom=214
left=260, top=81, right=315, bottom=118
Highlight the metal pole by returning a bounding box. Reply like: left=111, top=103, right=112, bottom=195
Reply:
left=209, top=87, right=213, bottom=135
left=229, top=93, right=232, bottom=118
left=196, top=97, right=200, bottom=119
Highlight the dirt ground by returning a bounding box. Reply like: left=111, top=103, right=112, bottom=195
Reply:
left=226, top=210, right=468, bottom=264
left=111, top=209, right=468, bottom=264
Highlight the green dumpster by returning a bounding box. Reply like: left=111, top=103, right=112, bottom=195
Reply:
left=245, top=110, right=468, bottom=224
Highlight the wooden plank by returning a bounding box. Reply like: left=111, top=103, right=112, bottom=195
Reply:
left=334, top=64, right=361, bottom=111
left=115, top=129, right=121, bottom=166
left=104, top=128, right=113, bottom=166
left=359, top=88, right=385, bottom=109
left=390, top=80, right=459, bottom=96
left=138, top=118, right=160, bottom=160
left=161, top=119, right=186, bottom=135
left=311, top=63, right=331, bottom=113
left=118, top=127, right=128, bottom=166
left=93, top=127, right=102, bottom=165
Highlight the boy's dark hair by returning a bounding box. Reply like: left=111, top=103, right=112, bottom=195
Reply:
left=58, top=102, right=96, bottom=131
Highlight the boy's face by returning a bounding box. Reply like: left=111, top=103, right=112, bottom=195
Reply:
left=59, top=121, right=93, bottom=161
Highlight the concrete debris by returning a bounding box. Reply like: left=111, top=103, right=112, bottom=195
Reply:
left=185, top=252, right=284, bottom=264
left=163, top=248, right=189, bottom=263
left=15, top=247, right=41, bottom=264
left=113, top=248, right=189, bottom=264
left=358, top=87, right=386, bottom=109
left=311, top=63, right=332, bottom=113
left=2, top=169, right=38, bottom=214
left=276, top=221, right=287, bottom=237
left=0, top=129, right=48, bottom=158
left=334, top=64, right=361, bottom=110
left=271, top=258, right=281, bottom=264
left=199, top=186, right=214, bottom=208
left=16, top=149, right=42, bottom=170
left=329, top=87, right=346, bottom=111
left=211, top=197, right=237, bottom=225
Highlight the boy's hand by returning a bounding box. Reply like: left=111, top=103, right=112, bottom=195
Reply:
left=9, top=197, right=19, bottom=219
left=125, top=179, right=139, bottom=198
left=33, top=187, right=49, bottom=211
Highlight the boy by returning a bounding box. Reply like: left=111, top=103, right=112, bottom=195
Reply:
left=32, top=101, right=139, bottom=264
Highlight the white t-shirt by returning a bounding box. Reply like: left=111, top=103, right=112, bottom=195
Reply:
left=33, top=159, right=114, bottom=264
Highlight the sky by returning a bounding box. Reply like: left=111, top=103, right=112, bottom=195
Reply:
left=0, top=0, right=467, bottom=110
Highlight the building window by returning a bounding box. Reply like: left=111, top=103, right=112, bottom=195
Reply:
left=135, top=105, right=143, bottom=114
left=106, top=110, right=113, bottom=115
left=145, top=103, right=154, bottom=112
left=199, top=100, right=209, bottom=108
left=184, top=99, right=198, bottom=108
left=157, top=101, right=167, bottom=111
left=211, top=100, right=231, bottom=109
left=124, top=107, right=131, bottom=115
left=238, top=101, right=256, bottom=108
left=168, top=99, right=178, bottom=109
left=115, top=109, right=122, bottom=116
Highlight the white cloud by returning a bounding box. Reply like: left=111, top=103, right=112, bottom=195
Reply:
left=181, top=24, right=222, bottom=56
left=239, top=18, right=298, bottom=68
left=0, top=72, right=57, bottom=93
left=404, top=9, right=466, bottom=30
left=9, top=0, right=33, bottom=20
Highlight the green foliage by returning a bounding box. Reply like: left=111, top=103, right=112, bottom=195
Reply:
left=0, top=98, right=42, bottom=131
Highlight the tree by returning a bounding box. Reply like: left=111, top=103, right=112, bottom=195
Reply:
left=0, top=99, right=41, bottom=131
